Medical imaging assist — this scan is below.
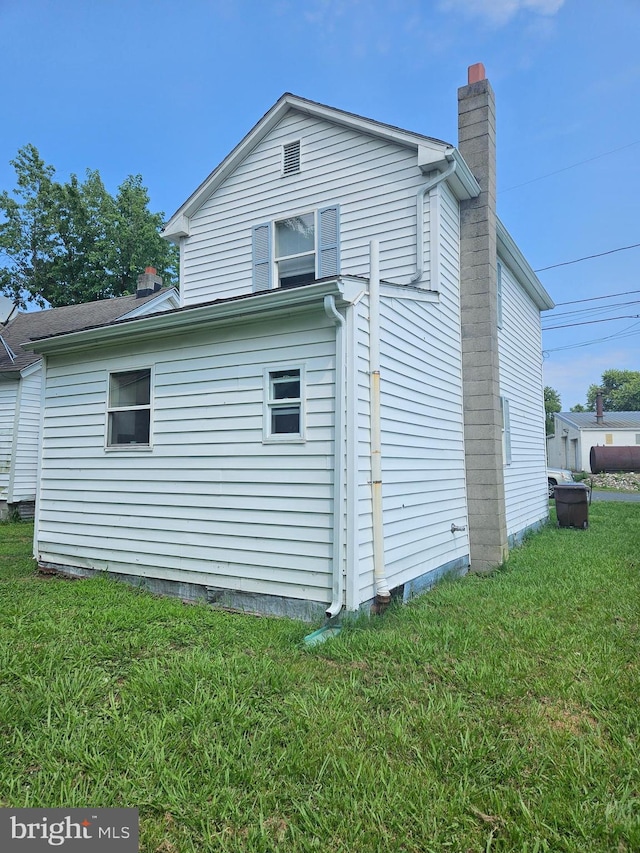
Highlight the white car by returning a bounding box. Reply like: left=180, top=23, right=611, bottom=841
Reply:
left=547, top=467, right=575, bottom=498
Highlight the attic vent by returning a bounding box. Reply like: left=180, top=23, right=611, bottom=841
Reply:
left=283, top=140, right=301, bottom=176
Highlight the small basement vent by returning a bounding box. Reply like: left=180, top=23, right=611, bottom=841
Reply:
left=283, top=140, right=301, bottom=176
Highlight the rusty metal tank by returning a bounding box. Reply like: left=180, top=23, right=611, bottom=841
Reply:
left=589, top=445, right=640, bottom=474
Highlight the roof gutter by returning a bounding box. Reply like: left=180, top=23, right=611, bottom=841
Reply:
left=26, top=279, right=364, bottom=356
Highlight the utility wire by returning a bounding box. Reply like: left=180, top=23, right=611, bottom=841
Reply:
left=535, top=243, right=640, bottom=272
left=552, top=287, right=640, bottom=307
left=542, top=314, right=640, bottom=331
left=545, top=299, right=640, bottom=320
left=499, top=138, right=640, bottom=194
left=544, top=320, right=640, bottom=353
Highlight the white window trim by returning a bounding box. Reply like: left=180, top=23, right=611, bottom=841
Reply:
left=274, top=210, right=317, bottom=287
left=263, top=364, right=306, bottom=443
left=253, top=206, right=340, bottom=294
left=105, top=366, right=154, bottom=452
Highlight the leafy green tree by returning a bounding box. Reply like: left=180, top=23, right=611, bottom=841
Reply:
left=586, top=370, right=640, bottom=411
left=0, top=144, right=58, bottom=306
left=0, top=145, right=178, bottom=307
left=108, top=175, right=178, bottom=298
left=544, top=386, right=562, bottom=435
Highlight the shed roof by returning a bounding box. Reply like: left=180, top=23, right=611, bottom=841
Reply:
left=556, top=411, right=640, bottom=430
left=0, top=289, right=176, bottom=375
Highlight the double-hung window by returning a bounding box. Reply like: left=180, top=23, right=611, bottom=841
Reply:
left=275, top=213, right=316, bottom=289
left=107, top=369, right=152, bottom=447
left=252, top=206, right=340, bottom=292
left=265, top=367, right=304, bottom=440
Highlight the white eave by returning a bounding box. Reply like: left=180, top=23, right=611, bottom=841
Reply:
left=27, top=279, right=366, bottom=356
left=497, top=219, right=554, bottom=311
left=162, top=94, right=479, bottom=242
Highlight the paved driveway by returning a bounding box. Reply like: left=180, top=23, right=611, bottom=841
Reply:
left=591, top=490, right=640, bottom=503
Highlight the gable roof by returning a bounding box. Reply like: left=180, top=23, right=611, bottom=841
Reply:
left=556, top=411, right=640, bottom=430
left=162, top=93, right=481, bottom=241
left=0, top=288, right=178, bottom=376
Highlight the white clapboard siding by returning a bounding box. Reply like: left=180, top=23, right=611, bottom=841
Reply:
left=498, top=259, right=549, bottom=538
left=181, top=111, right=428, bottom=305
left=355, top=184, right=469, bottom=603
left=9, top=365, right=42, bottom=501
left=0, top=380, right=18, bottom=500
left=37, top=309, right=338, bottom=605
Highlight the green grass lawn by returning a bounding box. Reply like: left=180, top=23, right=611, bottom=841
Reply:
left=1, top=505, right=639, bottom=852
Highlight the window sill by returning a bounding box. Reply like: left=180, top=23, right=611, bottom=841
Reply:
left=104, top=444, right=153, bottom=453
left=262, top=436, right=306, bottom=445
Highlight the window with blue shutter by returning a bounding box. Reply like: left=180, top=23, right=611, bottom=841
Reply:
left=253, top=206, right=340, bottom=291
left=274, top=213, right=315, bottom=289
left=318, top=205, right=340, bottom=278
left=252, top=223, right=272, bottom=292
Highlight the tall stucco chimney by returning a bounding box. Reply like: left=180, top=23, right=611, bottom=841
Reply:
left=458, top=63, right=509, bottom=573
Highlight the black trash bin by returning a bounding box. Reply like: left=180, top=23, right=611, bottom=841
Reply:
left=554, top=483, right=590, bottom=529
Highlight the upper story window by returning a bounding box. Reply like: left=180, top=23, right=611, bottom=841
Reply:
left=282, top=140, right=301, bottom=176
left=252, top=206, right=340, bottom=293
left=275, top=214, right=315, bottom=289
left=107, top=369, right=151, bottom=448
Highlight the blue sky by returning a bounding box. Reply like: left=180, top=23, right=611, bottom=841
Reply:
left=1, top=0, right=638, bottom=409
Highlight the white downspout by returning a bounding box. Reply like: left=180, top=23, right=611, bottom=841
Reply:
left=369, top=240, right=391, bottom=609
left=324, top=294, right=346, bottom=619
left=411, top=156, right=457, bottom=286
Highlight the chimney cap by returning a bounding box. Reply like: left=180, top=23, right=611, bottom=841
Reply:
left=468, top=63, right=486, bottom=84
left=145, top=266, right=157, bottom=275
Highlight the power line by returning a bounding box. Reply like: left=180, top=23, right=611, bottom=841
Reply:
left=544, top=320, right=640, bottom=353
left=535, top=243, right=640, bottom=273
left=499, top=138, right=640, bottom=194
left=552, top=288, right=640, bottom=307
left=547, top=299, right=640, bottom=320
left=542, top=314, right=640, bottom=331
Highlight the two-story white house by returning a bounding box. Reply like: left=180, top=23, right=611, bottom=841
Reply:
left=28, top=66, right=553, bottom=622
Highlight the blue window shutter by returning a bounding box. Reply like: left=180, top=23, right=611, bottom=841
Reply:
left=253, top=223, right=272, bottom=292
left=318, top=206, right=340, bottom=278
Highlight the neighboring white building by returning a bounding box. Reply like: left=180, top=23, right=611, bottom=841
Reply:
left=0, top=280, right=178, bottom=518
left=28, top=67, right=553, bottom=621
left=547, top=411, right=640, bottom=472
